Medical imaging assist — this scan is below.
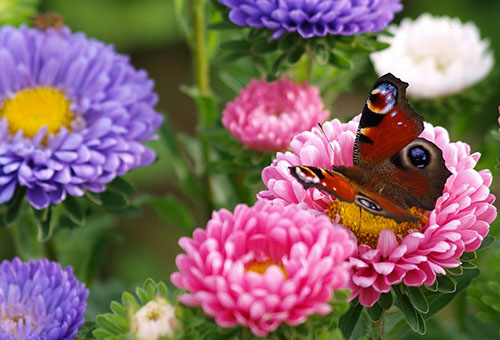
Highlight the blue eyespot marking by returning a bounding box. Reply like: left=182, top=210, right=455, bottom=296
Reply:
left=409, top=146, right=430, bottom=169
left=368, top=82, right=398, bottom=114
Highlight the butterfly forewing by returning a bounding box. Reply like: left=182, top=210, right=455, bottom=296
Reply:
left=354, top=73, right=423, bottom=166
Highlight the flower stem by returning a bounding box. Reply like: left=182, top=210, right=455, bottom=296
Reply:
left=189, top=0, right=210, bottom=95
left=187, top=0, right=214, bottom=216
left=306, top=44, right=314, bottom=82
left=371, top=315, right=385, bottom=340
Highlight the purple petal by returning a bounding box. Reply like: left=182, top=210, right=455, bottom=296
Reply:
left=0, top=180, right=16, bottom=203
left=27, top=186, right=50, bottom=209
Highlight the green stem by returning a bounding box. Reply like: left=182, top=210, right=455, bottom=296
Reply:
left=371, top=315, right=385, bottom=340
left=305, top=44, right=314, bottom=82
left=189, top=0, right=210, bottom=95
left=187, top=0, right=214, bottom=216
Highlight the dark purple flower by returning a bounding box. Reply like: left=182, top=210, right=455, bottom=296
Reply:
left=0, top=258, right=88, bottom=339
left=0, top=25, right=163, bottom=209
left=219, top=0, right=403, bottom=39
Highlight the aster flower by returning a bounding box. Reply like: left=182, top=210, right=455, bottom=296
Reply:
left=171, top=200, right=356, bottom=336
left=0, top=25, right=163, bottom=209
left=0, top=257, right=88, bottom=339
left=258, top=117, right=496, bottom=307
left=94, top=279, right=180, bottom=340
left=218, top=0, right=403, bottom=39
left=222, top=78, right=329, bottom=152
left=370, top=13, right=494, bottom=99
left=131, top=298, right=180, bottom=340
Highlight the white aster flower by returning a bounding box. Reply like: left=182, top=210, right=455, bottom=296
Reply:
left=130, top=298, right=180, bottom=340
left=370, top=13, right=494, bottom=99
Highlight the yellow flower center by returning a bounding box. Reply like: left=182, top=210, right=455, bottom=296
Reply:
left=246, top=260, right=288, bottom=279
left=327, top=200, right=427, bottom=248
left=0, top=87, right=74, bottom=138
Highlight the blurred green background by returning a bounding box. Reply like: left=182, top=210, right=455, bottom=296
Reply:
left=0, top=0, right=499, bottom=337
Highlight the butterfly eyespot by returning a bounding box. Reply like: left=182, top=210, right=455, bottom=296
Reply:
left=367, top=83, right=397, bottom=114
left=355, top=196, right=382, bottom=212
left=408, top=146, right=430, bottom=169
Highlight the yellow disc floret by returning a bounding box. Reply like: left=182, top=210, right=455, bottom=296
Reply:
left=246, top=260, right=288, bottom=279
left=327, top=200, right=427, bottom=248
left=0, top=87, right=74, bottom=138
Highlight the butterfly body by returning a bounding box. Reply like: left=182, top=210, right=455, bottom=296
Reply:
left=290, top=74, right=451, bottom=223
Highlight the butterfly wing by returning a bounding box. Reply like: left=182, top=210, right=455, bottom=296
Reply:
left=352, top=74, right=450, bottom=214
left=289, top=166, right=356, bottom=201
left=354, top=73, right=423, bottom=166
left=289, top=165, right=419, bottom=222
left=290, top=74, right=451, bottom=222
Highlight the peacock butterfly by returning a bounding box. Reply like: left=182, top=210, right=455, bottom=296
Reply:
left=290, top=73, right=451, bottom=223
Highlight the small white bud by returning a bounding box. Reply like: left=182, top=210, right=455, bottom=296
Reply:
left=130, top=298, right=180, bottom=340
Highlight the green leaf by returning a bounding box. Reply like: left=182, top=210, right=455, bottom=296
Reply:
left=271, top=54, right=287, bottom=76
left=415, top=310, right=427, bottom=335
left=63, top=195, right=85, bottom=225
left=370, top=40, right=391, bottom=51
left=200, top=129, right=241, bottom=153
left=394, top=287, right=420, bottom=332
left=33, top=206, right=53, bottom=242
left=286, top=45, right=305, bottom=65
left=447, top=266, right=464, bottom=276
left=378, top=292, right=393, bottom=310
left=208, top=21, right=238, bottom=30
left=107, top=177, right=135, bottom=196
left=55, top=214, right=78, bottom=229
left=85, top=191, right=103, bottom=205
left=220, top=40, right=252, bottom=51
left=426, top=280, right=439, bottom=292
left=426, top=268, right=480, bottom=318
left=278, top=34, right=297, bottom=52
left=85, top=232, right=120, bottom=285
left=98, top=190, right=129, bottom=213
left=461, top=261, right=477, bottom=269
left=339, top=303, right=363, bottom=339
left=3, top=186, right=25, bottom=226
left=75, top=321, right=97, bottom=339
left=461, top=251, right=477, bottom=261
left=436, top=275, right=457, bottom=293
left=251, top=39, right=278, bottom=54
left=135, top=287, right=150, bottom=305
left=329, top=50, right=352, bottom=69
left=95, top=314, right=122, bottom=334
left=478, top=235, right=495, bottom=251
left=407, top=287, right=429, bottom=314
left=367, top=303, right=384, bottom=321
left=150, top=195, right=196, bottom=232
left=215, top=52, right=247, bottom=66
left=313, top=41, right=330, bottom=65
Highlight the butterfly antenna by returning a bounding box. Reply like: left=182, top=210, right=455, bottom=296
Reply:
left=318, top=122, right=336, bottom=161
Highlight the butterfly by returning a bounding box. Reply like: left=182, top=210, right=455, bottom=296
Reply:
left=289, top=73, right=451, bottom=223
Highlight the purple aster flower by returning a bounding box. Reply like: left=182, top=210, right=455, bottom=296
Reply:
left=0, top=25, right=163, bottom=209
left=219, top=0, right=403, bottom=39
left=0, top=257, right=88, bottom=339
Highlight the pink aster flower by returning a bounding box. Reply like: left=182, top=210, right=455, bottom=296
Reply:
left=222, top=78, right=330, bottom=152
left=171, top=200, right=356, bottom=336
left=258, top=117, right=497, bottom=307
